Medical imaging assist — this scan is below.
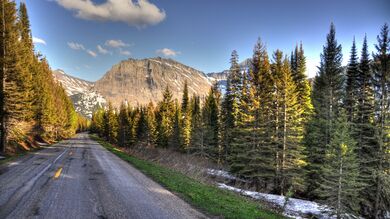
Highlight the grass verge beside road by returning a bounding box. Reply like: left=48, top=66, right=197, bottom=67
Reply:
left=91, top=134, right=286, bottom=219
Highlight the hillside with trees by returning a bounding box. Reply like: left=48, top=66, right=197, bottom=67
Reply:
left=91, top=23, right=389, bottom=218
left=0, top=1, right=86, bottom=154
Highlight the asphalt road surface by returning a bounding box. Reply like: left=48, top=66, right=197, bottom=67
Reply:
left=0, top=133, right=206, bottom=219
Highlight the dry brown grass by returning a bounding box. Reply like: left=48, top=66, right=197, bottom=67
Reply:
left=121, top=144, right=224, bottom=184
left=4, top=120, right=48, bottom=155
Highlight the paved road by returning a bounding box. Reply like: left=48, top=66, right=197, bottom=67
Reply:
left=0, top=133, right=206, bottom=219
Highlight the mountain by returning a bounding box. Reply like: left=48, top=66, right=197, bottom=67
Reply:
left=52, top=70, right=106, bottom=118
left=94, top=57, right=212, bottom=107
left=53, top=57, right=214, bottom=117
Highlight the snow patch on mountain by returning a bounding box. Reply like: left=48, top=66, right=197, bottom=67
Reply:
left=52, top=69, right=106, bottom=118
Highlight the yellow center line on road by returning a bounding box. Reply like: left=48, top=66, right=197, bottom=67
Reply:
left=53, top=167, right=63, bottom=179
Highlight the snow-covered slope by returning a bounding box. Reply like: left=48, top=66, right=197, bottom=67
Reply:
left=52, top=69, right=106, bottom=118
left=52, top=69, right=93, bottom=96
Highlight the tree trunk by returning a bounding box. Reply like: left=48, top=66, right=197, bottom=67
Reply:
left=0, top=0, right=6, bottom=154
left=337, top=156, right=343, bottom=219
left=282, top=93, right=287, bottom=195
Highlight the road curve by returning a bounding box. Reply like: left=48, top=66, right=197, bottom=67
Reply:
left=0, top=133, right=206, bottom=219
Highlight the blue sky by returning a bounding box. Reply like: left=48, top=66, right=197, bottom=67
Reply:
left=23, top=0, right=390, bottom=81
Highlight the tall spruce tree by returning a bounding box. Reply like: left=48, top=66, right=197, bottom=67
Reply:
left=155, top=86, right=175, bottom=148
left=229, top=69, right=253, bottom=174
left=305, top=23, right=344, bottom=198
left=354, top=36, right=379, bottom=217
left=189, top=95, right=205, bottom=155
left=103, top=102, right=118, bottom=144
left=180, top=81, right=191, bottom=151
left=91, top=107, right=105, bottom=137
left=16, top=2, right=33, bottom=120
left=276, top=55, right=305, bottom=195
left=345, top=38, right=359, bottom=123
left=291, top=43, right=312, bottom=118
left=118, top=102, right=131, bottom=147
left=136, top=107, right=151, bottom=145
left=202, top=84, right=221, bottom=160
left=318, top=110, right=360, bottom=218
left=169, top=100, right=181, bottom=149
left=222, top=50, right=242, bottom=159
left=242, top=39, right=276, bottom=191
left=145, top=102, right=156, bottom=147
left=371, top=23, right=390, bottom=218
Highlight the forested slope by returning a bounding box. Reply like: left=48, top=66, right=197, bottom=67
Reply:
left=0, top=1, right=86, bottom=154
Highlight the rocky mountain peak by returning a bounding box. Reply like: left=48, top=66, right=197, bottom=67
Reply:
left=94, top=57, right=212, bottom=107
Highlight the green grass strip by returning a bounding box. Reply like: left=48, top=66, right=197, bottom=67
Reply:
left=91, top=134, right=286, bottom=219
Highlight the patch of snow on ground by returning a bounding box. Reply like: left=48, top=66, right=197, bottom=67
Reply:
left=206, top=169, right=237, bottom=180
left=217, top=183, right=335, bottom=219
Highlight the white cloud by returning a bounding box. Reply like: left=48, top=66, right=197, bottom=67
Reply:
left=105, top=39, right=130, bottom=48
left=68, top=42, right=85, bottom=50
left=119, top=49, right=131, bottom=56
left=97, top=45, right=110, bottom=54
left=68, top=41, right=98, bottom=57
left=56, top=0, right=166, bottom=28
left=156, top=48, right=180, bottom=57
left=33, top=37, right=46, bottom=45
left=87, top=49, right=97, bottom=57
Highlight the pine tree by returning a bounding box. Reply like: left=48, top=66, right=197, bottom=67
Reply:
left=291, top=43, right=312, bottom=118
left=16, top=2, right=33, bottom=120
left=136, top=107, right=150, bottom=145
left=34, top=57, right=56, bottom=138
left=241, top=39, right=276, bottom=191
left=181, top=80, right=190, bottom=113
left=229, top=69, right=253, bottom=174
left=202, top=84, right=220, bottom=160
left=221, top=50, right=242, bottom=159
left=189, top=95, right=207, bottom=156
left=145, top=102, right=156, bottom=146
left=318, top=111, right=360, bottom=218
left=353, top=36, right=379, bottom=217
left=180, top=81, right=191, bottom=151
left=91, top=107, right=105, bottom=136
left=103, top=102, right=118, bottom=144
left=370, top=23, right=390, bottom=218
left=169, top=100, right=182, bottom=149
left=155, top=86, right=175, bottom=148
left=118, top=102, right=131, bottom=147
left=305, top=23, right=344, bottom=198
left=345, top=38, right=359, bottom=123
left=276, top=55, right=305, bottom=195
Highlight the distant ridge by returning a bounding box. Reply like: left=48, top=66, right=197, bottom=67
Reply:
left=52, top=57, right=215, bottom=117
left=94, top=57, right=212, bottom=107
